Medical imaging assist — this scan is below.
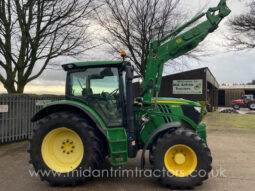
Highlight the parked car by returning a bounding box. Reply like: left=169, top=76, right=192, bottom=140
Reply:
left=232, top=95, right=255, bottom=110
left=206, top=102, right=212, bottom=112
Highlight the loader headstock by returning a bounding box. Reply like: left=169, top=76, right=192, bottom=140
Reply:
left=206, top=0, right=231, bottom=25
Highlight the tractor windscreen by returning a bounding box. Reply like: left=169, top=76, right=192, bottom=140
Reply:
left=68, top=67, right=123, bottom=127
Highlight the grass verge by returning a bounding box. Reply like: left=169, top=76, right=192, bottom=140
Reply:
left=202, top=112, right=255, bottom=131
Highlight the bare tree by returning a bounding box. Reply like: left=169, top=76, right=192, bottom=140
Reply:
left=226, top=1, right=255, bottom=50
left=247, top=79, right=255, bottom=85
left=0, top=0, right=95, bottom=93
left=95, top=0, right=208, bottom=76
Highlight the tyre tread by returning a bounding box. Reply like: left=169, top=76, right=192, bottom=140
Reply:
left=28, top=111, right=104, bottom=186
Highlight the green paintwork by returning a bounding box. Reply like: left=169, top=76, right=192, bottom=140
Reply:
left=71, top=60, right=123, bottom=68
left=43, top=100, right=108, bottom=131
left=152, top=97, right=201, bottom=107
left=38, top=0, right=230, bottom=166
left=107, top=128, right=128, bottom=165
left=142, top=0, right=231, bottom=102
left=138, top=100, right=206, bottom=143
left=196, top=123, right=207, bottom=140
left=43, top=100, right=128, bottom=165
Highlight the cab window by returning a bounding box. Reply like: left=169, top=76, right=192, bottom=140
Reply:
left=69, top=67, right=122, bottom=127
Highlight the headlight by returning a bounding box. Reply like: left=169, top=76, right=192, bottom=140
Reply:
left=194, top=106, right=201, bottom=113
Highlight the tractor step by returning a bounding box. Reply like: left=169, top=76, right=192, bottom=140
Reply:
left=107, top=128, right=128, bottom=165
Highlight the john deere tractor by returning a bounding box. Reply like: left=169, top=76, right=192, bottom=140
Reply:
left=29, top=0, right=230, bottom=189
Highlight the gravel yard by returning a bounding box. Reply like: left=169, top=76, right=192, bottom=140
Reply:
left=0, top=112, right=255, bottom=191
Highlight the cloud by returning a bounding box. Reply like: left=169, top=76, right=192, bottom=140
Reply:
left=0, top=0, right=253, bottom=94
left=202, top=51, right=255, bottom=84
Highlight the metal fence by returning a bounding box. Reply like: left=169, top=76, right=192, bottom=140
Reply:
left=0, top=94, right=64, bottom=143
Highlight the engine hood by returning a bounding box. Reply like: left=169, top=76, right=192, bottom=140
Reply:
left=152, top=97, right=200, bottom=107
left=232, top=99, right=243, bottom=104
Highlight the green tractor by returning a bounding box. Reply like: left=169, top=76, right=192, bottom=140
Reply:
left=28, top=0, right=230, bottom=189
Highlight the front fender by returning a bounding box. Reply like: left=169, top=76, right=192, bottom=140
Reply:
left=140, top=122, right=181, bottom=169
left=31, top=100, right=107, bottom=135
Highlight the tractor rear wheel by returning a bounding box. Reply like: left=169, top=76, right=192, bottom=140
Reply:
left=28, top=111, right=103, bottom=186
left=150, top=128, right=212, bottom=189
left=248, top=102, right=255, bottom=110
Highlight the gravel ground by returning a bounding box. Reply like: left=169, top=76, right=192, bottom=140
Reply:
left=0, top=114, right=255, bottom=191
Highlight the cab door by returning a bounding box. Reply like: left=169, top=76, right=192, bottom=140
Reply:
left=68, top=67, right=123, bottom=127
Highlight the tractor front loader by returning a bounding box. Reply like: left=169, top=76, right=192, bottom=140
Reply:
left=28, top=0, right=231, bottom=189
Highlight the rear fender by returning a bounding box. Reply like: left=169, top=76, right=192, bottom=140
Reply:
left=31, top=100, right=107, bottom=136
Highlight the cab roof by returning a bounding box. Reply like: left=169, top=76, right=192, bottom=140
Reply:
left=62, top=60, right=124, bottom=71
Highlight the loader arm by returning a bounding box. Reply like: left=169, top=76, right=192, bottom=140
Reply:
left=142, top=0, right=231, bottom=103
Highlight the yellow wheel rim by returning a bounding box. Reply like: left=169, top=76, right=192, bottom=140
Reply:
left=164, top=144, right=197, bottom=177
left=41, top=127, right=84, bottom=173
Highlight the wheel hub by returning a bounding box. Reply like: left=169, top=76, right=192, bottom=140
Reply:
left=174, top=153, right=186, bottom=165
left=251, top=103, right=255, bottom=109
left=164, top=144, right=197, bottom=177
left=41, top=127, right=84, bottom=173
left=61, top=139, right=75, bottom=154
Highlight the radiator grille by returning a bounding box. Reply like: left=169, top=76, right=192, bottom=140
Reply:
left=158, top=104, right=172, bottom=114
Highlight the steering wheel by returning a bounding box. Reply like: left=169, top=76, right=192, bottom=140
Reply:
left=100, top=88, right=119, bottom=100
left=108, top=88, right=119, bottom=97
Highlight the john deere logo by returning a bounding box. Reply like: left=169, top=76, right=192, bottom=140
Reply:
left=176, top=38, right=182, bottom=44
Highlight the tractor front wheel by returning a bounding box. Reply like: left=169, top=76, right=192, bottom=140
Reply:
left=28, top=112, right=103, bottom=186
left=150, top=128, right=212, bottom=189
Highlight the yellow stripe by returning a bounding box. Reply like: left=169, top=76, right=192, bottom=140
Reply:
left=134, top=100, right=189, bottom=105
left=151, top=100, right=188, bottom=104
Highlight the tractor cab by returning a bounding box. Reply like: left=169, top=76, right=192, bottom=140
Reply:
left=242, top=95, right=254, bottom=103
left=62, top=60, right=135, bottom=128
left=66, top=65, right=122, bottom=126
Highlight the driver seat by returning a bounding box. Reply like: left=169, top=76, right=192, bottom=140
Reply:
left=82, top=88, right=93, bottom=97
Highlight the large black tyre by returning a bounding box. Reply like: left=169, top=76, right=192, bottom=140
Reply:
left=150, top=128, right=212, bottom=189
left=248, top=102, right=255, bottom=110
left=232, top=104, right=240, bottom=110
left=28, top=111, right=103, bottom=186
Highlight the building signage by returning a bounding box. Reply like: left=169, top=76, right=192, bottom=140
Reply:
left=0, top=105, right=8, bottom=113
left=173, top=79, right=203, bottom=94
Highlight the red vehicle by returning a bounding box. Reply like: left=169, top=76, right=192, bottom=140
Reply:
left=232, top=95, right=255, bottom=110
